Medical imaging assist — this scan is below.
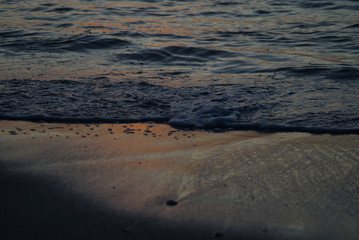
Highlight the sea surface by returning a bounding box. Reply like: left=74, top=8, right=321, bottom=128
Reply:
left=1, top=0, right=359, bottom=133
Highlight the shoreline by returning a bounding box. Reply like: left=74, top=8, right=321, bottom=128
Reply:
left=1, top=120, right=359, bottom=239
left=1, top=116, right=359, bottom=135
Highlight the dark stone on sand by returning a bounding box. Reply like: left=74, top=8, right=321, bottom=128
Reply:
left=166, top=200, right=178, bottom=206
left=214, top=232, right=223, bottom=238
left=48, top=127, right=64, bottom=130
left=9, top=131, right=17, bottom=135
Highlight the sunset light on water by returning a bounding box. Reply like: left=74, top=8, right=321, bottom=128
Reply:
left=1, top=1, right=359, bottom=239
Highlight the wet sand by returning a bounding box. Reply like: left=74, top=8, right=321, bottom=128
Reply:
left=0, top=120, right=358, bottom=240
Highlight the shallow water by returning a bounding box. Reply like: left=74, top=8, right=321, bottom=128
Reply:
left=1, top=0, right=359, bottom=132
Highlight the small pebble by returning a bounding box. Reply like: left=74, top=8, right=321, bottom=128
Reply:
left=166, top=200, right=178, bottom=206
left=214, top=232, right=223, bottom=238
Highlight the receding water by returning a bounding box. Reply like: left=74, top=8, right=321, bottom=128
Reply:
left=1, top=0, right=359, bottom=132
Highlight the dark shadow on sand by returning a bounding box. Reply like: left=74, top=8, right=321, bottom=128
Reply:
left=0, top=164, right=273, bottom=240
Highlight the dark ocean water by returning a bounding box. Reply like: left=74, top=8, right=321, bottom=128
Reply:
left=1, top=0, right=359, bottom=133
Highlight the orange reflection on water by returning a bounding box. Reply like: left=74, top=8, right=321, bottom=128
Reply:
left=105, top=2, right=156, bottom=9
left=76, top=22, right=129, bottom=32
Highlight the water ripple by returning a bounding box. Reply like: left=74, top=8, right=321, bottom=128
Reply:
left=0, top=0, right=358, bottom=131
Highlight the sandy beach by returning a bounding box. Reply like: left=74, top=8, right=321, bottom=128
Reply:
left=0, top=120, right=358, bottom=240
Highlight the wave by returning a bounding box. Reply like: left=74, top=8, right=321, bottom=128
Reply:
left=115, top=46, right=235, bottom=66
left=1, top=79, right=358, bottom=135
left=47, top=7, right=75, bottom=13
left=0, top=34, right=131, bottom=53
left=299, top=1, right=334, bottom=9
left=268, top=66, right=359, bottom=80
left=1, top=0, right=359, bottom=135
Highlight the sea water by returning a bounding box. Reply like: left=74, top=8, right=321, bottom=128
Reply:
left=1, top=0, right=359, bottom=133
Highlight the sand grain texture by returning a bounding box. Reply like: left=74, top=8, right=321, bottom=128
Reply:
left=0, top=121, right=358, bottom=240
